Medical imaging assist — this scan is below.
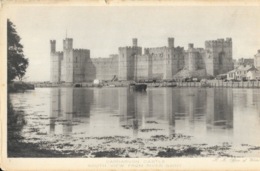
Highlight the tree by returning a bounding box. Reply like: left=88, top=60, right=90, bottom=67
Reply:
left=7, top=19, right=29, bottom=83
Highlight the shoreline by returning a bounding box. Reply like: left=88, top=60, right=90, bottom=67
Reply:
left=30, top=80, right=260, bottom=89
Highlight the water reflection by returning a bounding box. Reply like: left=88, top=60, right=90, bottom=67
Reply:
left=206, top=89, right=233, bottom=129
left=50, top=88, right=235, bottom=138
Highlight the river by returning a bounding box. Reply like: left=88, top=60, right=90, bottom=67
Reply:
left=9, top=87, right=260, bottom=157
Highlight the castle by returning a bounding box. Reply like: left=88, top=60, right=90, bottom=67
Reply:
left=50, top=37, right=234, bottom=83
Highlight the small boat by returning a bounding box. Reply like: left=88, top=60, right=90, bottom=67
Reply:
left=129, top=83, right=147, bottom=91
left=74, top=83, right=82, bottom=88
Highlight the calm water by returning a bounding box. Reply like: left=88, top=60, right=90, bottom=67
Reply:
left=9, top=87, right=260, bottom=157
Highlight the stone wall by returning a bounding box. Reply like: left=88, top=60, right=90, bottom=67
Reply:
left=63, top=38, right=74, bottom=83
left=145, top=47, right=168, bottom=80
left=91, top=55, right=119, bottom=81
left=50, top=51, right=63, bottom=83
left=73, top=49, right=90, bottom=82
left=136, top=54, right=150, bottom=80
left=118, top=46, right=142, bottom=80
left=205, top=38, right=233, bottom=76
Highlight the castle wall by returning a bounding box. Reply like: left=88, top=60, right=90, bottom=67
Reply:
left=146, top=47, right=167, bottom=80
left=172, top=47, right=185, bottom=77
left=143, top=46, right=185, bottom=80
left=84, top=58, right=96, bottom=82
left=73, top=49, right=90, bottom=82
left=60, top=56, right=66, bottom=82
left=118, top=46, right=142, bottom=80
left=91, top=55, right=119, bottom=81
left=136, top=54, right=150, bottom=80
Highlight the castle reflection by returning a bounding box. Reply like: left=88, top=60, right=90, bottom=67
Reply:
left=50, top=87, right=234, bottom=136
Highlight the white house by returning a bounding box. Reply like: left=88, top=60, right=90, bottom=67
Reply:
left=246, top=69, right=260, bottom=80
left=227, top=65, right=255, bottom=81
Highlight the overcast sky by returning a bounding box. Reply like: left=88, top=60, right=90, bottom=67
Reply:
left=6, top=6, right=260, bottom=81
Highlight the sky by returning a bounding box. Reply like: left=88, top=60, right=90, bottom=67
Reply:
left=6, top=6, right=260, bottom=81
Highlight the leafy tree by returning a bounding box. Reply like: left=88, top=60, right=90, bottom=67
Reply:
left=7, top=19, right=29, bottom=83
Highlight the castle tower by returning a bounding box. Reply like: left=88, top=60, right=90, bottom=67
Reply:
left=118, top=38, right=142, bottom=80
left=63, top=38, right=74, bottom=83
left=187, top=43, right=198, bottom=71
left=63, top=38, right=73, bottom=50
left=163, top=38, right=176, bottom=80
left=50, top=40, right=62, bottom=83
left=205, top=38, right=233, bottom=76
left=50, top=40, right=56, bottom=53
left=133, top=38, right=138, bottom=47
left=168, top=37, right=174, bottom=48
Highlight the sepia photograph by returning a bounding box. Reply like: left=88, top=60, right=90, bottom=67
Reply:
left=1, top=1, right=260, bottom=170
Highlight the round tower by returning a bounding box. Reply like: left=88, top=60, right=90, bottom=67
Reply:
left=188, top=43, right=198, bottom=71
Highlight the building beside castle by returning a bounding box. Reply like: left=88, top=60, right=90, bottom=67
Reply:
left=50, top=37, right=234, bottom=83
left=234, top=58, right=254, bottom=68
left=254, top=49, right=260, bottom=69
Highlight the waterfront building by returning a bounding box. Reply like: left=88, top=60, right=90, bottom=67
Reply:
left=50, top=37, right=234, bottom=83
left=246, top=69, right=260, bottom=81
left=227, top=65, right=256, bottom=80
left=254, top=49, right=260, bottom=69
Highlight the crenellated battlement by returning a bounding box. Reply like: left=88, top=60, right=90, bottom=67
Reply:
left=73, top=49, right=90, bottom=52
left=63, top=38, right=73, bottom=41
left=205, top=38, right=232, bottom=48
left=56, top=51, right=63, bottom=55
left=119, top=46, right=142, bottom=51
left=147, top=46, right=168, bottom=51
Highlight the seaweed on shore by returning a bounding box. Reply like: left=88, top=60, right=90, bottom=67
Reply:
left=157, top=147, right=202, bottom=157
left=92, top=148, right=125, bottom=158
left=140, top=129, right=163, bottom=132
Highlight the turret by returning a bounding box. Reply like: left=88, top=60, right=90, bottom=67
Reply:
left=63, top=38, right=73, bottom=50
left=168, top=37, right=174, bottom=48
left=50, top=40, right=56, bottom=53
left=132, top=38, right=138, bottom=47
left=188, top=43, right=194, bottom=49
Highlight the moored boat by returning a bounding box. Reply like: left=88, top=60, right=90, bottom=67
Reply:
left=129, top=83, right=147, bottom=91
